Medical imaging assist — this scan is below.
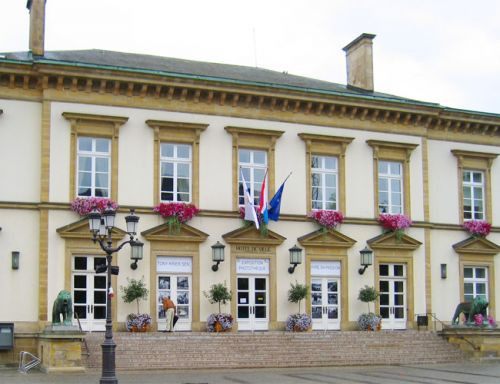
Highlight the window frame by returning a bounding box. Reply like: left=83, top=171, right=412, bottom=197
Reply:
left=76, top=136, right=112, bottom=198
left=63, top=112, right=128, bottom=202
left=226, top=126, right=284, bottom=211
left=311, top=155, right=339, bottom=210
left=451, top=150, right=497, bottom=223
left=160, top=143, right=193, bottom=203
left=367, top=140, right=418, bottom=218
left=238, top=148, right=268, bottom=207
left=147, top=120, right=207, bottom=206
left=299, top=133, right=353, bottom=213
left=462, top=169, right=485, bottom=220
left=378, top=160, right=403, bottom=214
left=463, top=266, right=488, bottom=302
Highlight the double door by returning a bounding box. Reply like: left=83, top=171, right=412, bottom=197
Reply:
left=237, top=276, right=268, bottom=331
left=311, top=277, right=340, bottom=330
left=379, top=263, right=407, bottom=329
left=72, top=255, right=107, bottom=331
left=157, top=275, right=192, bottom=331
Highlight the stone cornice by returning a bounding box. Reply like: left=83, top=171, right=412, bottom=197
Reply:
left=0, top=62, right=499, bottom=143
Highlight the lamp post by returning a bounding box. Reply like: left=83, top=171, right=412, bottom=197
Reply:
left=358, top=246, right=373, bottom=275
left=87, top=206, right=143, bottom=384
left=211, top=241, right=225, bottom=271
left=288, top=245, right=303, bottom=274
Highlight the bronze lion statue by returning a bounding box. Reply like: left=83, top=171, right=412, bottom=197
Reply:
left=451, top=296, right=488, bottom=325
left=52, top=290, right=73, bottom=326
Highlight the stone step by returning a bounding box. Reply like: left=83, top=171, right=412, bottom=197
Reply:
left=83, top=330, right=466, bottom=370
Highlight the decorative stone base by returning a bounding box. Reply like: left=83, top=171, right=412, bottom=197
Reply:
left=38, top=330, right=85, bottom=373
left=440, top=326, right=500, bottom=359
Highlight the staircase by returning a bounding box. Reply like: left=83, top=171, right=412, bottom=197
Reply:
left=84, top=330, right=466, bottom=370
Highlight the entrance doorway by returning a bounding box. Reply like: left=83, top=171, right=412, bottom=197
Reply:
left=311, top=277, right=340, bottom=330
left=379, top=263, right=407, bottom=329
left=72, top=255, right=107, bottom=331
left=236, top=276, right=269, bottom=331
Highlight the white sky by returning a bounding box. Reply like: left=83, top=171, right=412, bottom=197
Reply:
left=1, top=0, right=499, bottom=114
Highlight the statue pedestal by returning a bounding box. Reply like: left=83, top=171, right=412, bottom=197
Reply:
left=38, top=328, right=85, bottom=373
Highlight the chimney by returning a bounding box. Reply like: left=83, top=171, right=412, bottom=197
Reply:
left=26, top=0, right=46, bottom=57
left=342, top=33, right=376, bottom=92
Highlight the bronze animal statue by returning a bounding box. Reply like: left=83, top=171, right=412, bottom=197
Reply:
left=451, top=296, right=488, bottom=325
left=52, top=290, right=73, bottom=326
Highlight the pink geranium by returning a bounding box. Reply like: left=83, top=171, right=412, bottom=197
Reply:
left=153, top=202, right=200, bottom=232
left=378, top=214, right=412, bottom=231
left=71, top=197, right=118, bottom=216
left=463, top=220, right=491, bottom=237
left=308, top=210, right=344, bottom=231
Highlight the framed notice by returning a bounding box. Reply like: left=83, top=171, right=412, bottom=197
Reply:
left=157, top=257, right=192, bottom=273
left=311, top=261, right=341, bottom=277
left=236, top=258, right=269, bottom=275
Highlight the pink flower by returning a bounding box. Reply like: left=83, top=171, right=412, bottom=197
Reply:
left=71, top=197, right=118, bottom=216
left=474, top=313, right=484, bottom=326
left=487, top=315, right=496, bottom=327
left=308, top=210, right=344, bottom=230
left=463, top=220, right=491, bottom=237
left=378, top=214, right=412, bottom=231
left=153, top=202, right=200, bottom=223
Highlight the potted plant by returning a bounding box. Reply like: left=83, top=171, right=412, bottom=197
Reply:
left=357, top=285, right=381, bottom=331
left=153, top=202, right=200, bottom=233
left=308, top=210, right=344, bottom=233
left=204, top=283, right=233, bottom=332
left=285, top=281, right=311, bottom=332
left=120, top=277, right=151, bottom=332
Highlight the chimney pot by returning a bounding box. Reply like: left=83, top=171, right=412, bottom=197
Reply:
left=343, top=33, right=376, bottom=92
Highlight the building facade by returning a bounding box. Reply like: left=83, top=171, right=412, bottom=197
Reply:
left=0, top=1, right=499, bottom=348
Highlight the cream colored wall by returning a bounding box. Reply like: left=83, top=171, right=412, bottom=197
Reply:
left=0, top=99, right=41, bottom=202
left=0, top=209, right=39, bottom=321
left=428, top=140, right=500, bottom=225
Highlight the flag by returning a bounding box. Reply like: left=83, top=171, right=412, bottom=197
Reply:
left=259, top=170, right=269, bottom=224
left=268, top=173, right=291, bottom=221
left=241, top=169, right=259, bottom=229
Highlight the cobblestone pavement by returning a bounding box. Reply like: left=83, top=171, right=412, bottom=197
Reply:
left=1, top=362, right=500, bottom=384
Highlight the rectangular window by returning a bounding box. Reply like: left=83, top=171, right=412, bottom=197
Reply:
left=311, top=155, right=338, bottom=210
left=160, top=143, right=192, bottom=202
left=77, top=137, right=111, bottom=197
left=378, top=160, right=403, bottom=214
left=238, top=149, right=267, bottom=206
left=462, top=170, right=485, bottom=220
left=464, top=266, right=488, bottom=302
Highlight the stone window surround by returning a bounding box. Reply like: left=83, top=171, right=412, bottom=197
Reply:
left=451, top=150, right=497, bottom=223
left=299, top=133, right=354, bottom=213
left=146, top=120, right=208, bottom=207
left=63, top=112, right=128, bottom=202
left=367, top=139, right=418, bottom=218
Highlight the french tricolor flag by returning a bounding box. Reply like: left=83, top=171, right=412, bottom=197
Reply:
left=259, top=170, right=269, bottom=224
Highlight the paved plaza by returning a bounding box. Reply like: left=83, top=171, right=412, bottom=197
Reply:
left=1, top=362, right=500, bottom=384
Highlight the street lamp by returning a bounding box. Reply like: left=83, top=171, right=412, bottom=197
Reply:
left=358, top=246, right=373, bottom=275
left=288, top=244, right=303, bottom=274
left=87, top=205, right=143, bottom=384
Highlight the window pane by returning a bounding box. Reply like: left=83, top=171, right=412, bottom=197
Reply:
left=253, top=151, right=266, bottom=165
left=95, top=139, right=110, bottom=153
left=95, top=158, right=109, bottom=172
left=239, top=149, right=250, bottom=163
left=312, top=187, right=322, bottom=200
left=379, top=265, right=389, bottom=277
left=78, top=156, right=92, bottom=171
left=94, top=291, right=106, bottom=304
left=238, top=306, right=249, bottom=318
left=473, top=187, right=483, bottom=198
left=254, top=168, right=265, bottom=182
left=94, top=276, right=106, bottom=289
left=312, top=201, right=322, bottom=209
left=472, top=172, right=483, bottom=183
left=311, top=307, right=322, bottom=319
left=95, top=173, right=108, bottom=188
left=74, top=291, right=86, bottom=304
left=326, top=201, right=336, bottom=210
left=78, top=187, right=91, bottom=196
left=378, top=161, right=389, bottom=174
left=312, top=173, right=321, bottom=187
left=74, top=257, right=87, bottom=270
left=161, top=162, right=174, bottom=177
left=325, top=188, right=336, bottom=202
left=94, top=188, right=108, bottom=197
left=240, top=167, right=250, bottom=181
left=394, top=265, right=404, bottom=276
left=161, top=192, right=173, bottom=201
left=463, top=171, right=471, bottom=182
left=464, top=283, right=473, bottom=294
left=392, top=193, right=401, bottom=206
left=325, top=174, right=335, bottom=188
left=177, top=193, right=190, bottom=202
left=177, top=145, right=190, bottom=159
left=78, top=172, right=91, bottom=187
left=177, top=163, right=189, bottom=178
left=161, top=178, right=173, bottom=192
left=161, top=143, right=174, bottom=158
left=476, top=283, right=486, bottom=295
left=464, top=268, right=473, bottom=278
left=78, top=137, right=92, bottom=151
left=255, top=278, right=266, bottom=291
left=238, top=278, right=249, bottom=290
left=390, top=162, right=401, bottom=175
left=324, top=156, right=337, bottom=170
left=379, top=178, right=388, bottom=191
left=391, top=179, right=401, bottom=192
left=463, top=187, right=471, bottom=199
left=73, top=275, right=86, bottom=289
left=177, top=179, right=190, bottom=193
left=380, top=294, right=389, bottom=305
left=475, top=268, right=486, bottom=279
left=311, top=156, right=320, bottom=168
left=379, top=192, right=388, bottom=206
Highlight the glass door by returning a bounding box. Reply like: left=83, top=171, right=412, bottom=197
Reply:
left=237, top=276, right=269, bottom=331
left=72, top=256, right=107, bottom=331
left=157, top=275, right=192, bottom=331
left=379, top=263, right=406, bottom=330
left=311, top=277, right=340, bottom=330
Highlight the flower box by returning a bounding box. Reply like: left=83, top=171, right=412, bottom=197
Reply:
left=463, top=220, right=491, bottom=237
left=308, top=210, right=344, bottom=232
left=70, top=197, right=118, bottom=217
left=153, top=202, right=200, bottom=232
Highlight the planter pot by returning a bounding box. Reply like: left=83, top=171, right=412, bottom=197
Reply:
left=130, top=324, right=149, bottom=332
